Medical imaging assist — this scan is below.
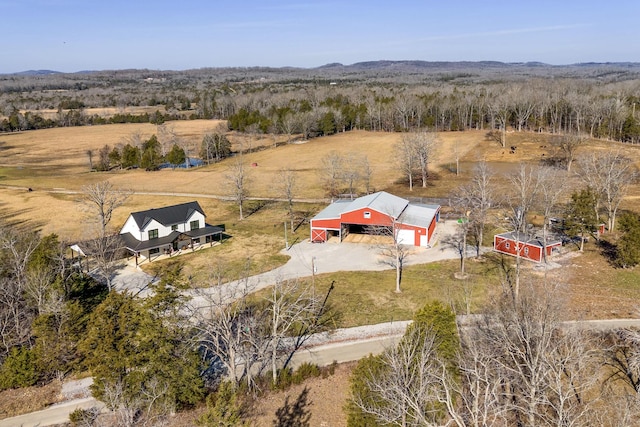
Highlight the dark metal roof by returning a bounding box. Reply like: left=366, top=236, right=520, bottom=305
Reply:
left=120, top=225, right=223, bottom=252
left=185, top=225, right=224, bottom=239
left=130, top=201, right=205, bottom=230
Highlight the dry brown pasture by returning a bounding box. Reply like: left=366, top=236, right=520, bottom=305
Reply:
left=3, top=123, right=640, bottom=240
left=17, top=105, right=170, bottom=120
left=3, top=124, right=640, bottom=426
left=0, top=125, right=476, bottom=240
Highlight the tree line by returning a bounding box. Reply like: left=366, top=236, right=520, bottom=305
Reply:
left=0, top=218, right=337, bottom=426
left=87, top=124, right=231, bottom=171
left=4, top=71, right=640, bottom=145
left=346, top=284, right=640, bottom=427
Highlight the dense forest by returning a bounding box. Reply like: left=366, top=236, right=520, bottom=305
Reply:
left=2, top=61, right=640, bottom=143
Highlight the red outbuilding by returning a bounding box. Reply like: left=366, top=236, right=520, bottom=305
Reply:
left=310, top=191, right=440, bottom=247
left=493, top=231, right=562, bottom=263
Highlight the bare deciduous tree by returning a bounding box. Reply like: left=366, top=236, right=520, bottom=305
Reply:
left=353, top=324, right=450, bottom=427
left=191, top=271, right=267, bottom=389
left=265, top=278, right=322, bottom=384
left=226, top=158, right=249, bottom=220
left=551, top=134, right=587, bottom=172
left=360, top=155, right=373, bottom=194
left=368, top=215, right=412, bottom=294
left=578, top=150, right=637, bottom=231
left=413, top=131, right=436, bottom=188
left=84, top=233, right=125, bottom=291
left=535, top=166, right=568, bottom=264
left=471, top=283, right=601, bottom=427
left=156, top=123, right=177, bottom=157
left=395, top=134, right=416, bottom=191
left=452, top=160, right=494, bottom=258
left=503, top=163, right=541, bottom=299
left=319, top=151, right=343, bottom=198
left=81, top=181, right=132, bottom=237
left=341, top=152, right=362, bottom=199
left=278, top=167, right=297, bottom=220
left=394, top=131, right=436, bottom=190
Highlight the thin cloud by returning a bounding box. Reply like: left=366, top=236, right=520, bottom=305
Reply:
left=381, top=24, right=591, bottom=49
left=256, top=2, right=338, bottom=11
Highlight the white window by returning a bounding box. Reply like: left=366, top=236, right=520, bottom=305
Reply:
left=364, top=211, right=371, bottom=219
left=524, top=247, right=529, bottom=255
left=505, top=242, right=510, bottom=249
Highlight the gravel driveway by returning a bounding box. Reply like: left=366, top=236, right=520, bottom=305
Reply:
left=188, top=220, right=480, bottom=307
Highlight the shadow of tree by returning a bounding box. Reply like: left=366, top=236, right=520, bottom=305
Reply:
left=597, top=238, right=619, bottom=266
left=273, top=387, right=311, bottom=427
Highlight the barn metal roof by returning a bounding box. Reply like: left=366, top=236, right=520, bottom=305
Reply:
left=342, top=191, right=409, bottom=218
left=495, top=231, right=562, bottom=247
left=398, top=204, right=439, bottom=228
left=311, top=192, right=441, bottom=229
left=311, top=199, right=352, bottom=220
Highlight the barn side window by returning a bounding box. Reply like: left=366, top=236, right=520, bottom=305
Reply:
left=364, top=211, right=371, bottom=219
left=524, top=247, right=529, bottom=255
left=505, top=242, right=510, bottom=249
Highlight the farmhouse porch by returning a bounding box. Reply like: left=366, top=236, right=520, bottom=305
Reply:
left=120, top=226, right=224, bottom=265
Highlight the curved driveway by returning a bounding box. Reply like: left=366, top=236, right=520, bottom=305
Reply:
left=188, top=220, right=476, bottom=307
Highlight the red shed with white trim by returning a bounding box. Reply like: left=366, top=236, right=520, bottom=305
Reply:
left=310, top=192, right=440, bottom=247
left=493, top=232, right=562, bottom=263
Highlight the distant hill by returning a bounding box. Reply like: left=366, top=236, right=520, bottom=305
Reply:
left=12, top=70, right=63, bottom=76
left=3, top=60, right=640, bottom=87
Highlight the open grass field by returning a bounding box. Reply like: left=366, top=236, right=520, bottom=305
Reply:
left=17, top=105, right=170, bottom=120
left=1, top=122, right=640, bottom=310
left=2, top=123, right=640, bottom=424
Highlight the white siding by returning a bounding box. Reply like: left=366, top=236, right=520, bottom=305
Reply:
left=396, top=229, right=414, bottom=245
left=186, top=211, right=206, bottom=230
left=142, top=219, right=171, bottom=239
left=120, top=216, right=143, bottom=240
left=119, top=209, right=208, bottom=242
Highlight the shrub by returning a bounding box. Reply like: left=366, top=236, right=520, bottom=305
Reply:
left=197, top=381, right=246, bottom=427
left=292, top=362, right=321, bottom=384
left=0, top=346, right=39, bottom=390
left=69, top=407, right=100, bottom=425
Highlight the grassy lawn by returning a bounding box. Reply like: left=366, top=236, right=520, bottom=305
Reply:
left=252, top=258, right=502, bottom=329
left=141, top=199, right=314, bottom=285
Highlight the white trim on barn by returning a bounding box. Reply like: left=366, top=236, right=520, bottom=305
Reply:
left=309, top=191, right=440, bottom=247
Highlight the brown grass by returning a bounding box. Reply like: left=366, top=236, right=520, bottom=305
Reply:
left=0, top=380, right=61, bottom=419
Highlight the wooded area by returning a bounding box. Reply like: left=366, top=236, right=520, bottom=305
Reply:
left=3, top=62, right=640, bottom=144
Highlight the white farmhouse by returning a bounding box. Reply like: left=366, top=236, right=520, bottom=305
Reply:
left=119, top=201, right=223, bottom=264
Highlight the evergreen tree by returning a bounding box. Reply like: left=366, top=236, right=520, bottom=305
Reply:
left=140, top=134, right=162, bottom=170
left=565, top=187, right=598, bottom=252
left=166, top=143, right=186, bottom=167
left=120, top=143, right=140, bottom=169
left=196, top=381, right=246, bottom=427
left=80, top=280, right=203, bottom=415
left=616, top=212, right=640, bottom=268
left=410, top=300, right=460, bottom=368
left=109, top=146, right=122, bottom=169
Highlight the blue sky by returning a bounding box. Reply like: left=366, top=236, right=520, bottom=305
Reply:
left=1, top=0, right=638, bottom=73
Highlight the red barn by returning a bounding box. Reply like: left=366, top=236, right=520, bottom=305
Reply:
left=310, top=192, right=440, bottom=247
left=493, top=232, right=562, bottom=263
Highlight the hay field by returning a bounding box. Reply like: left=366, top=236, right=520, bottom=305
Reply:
left=3, top=122, right=640, bottom=241
left=0, top=124, right=482, bottom=240
left=17, top=106, right=169, bottom=120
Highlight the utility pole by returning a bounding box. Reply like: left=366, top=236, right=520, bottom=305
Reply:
left=311, top=256, right=317, bottom=294
left=284, top=221, right=289, bottom=250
